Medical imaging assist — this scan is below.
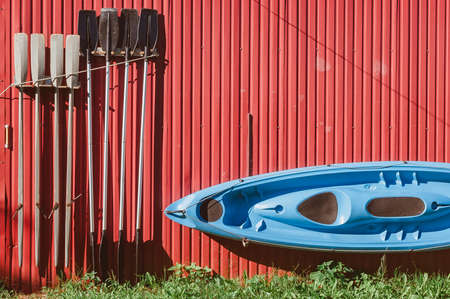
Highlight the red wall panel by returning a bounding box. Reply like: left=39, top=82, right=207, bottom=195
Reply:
left=1, top=0, right=450, bottom=292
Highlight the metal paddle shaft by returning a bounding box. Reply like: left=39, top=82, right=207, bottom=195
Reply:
left=117, top=8, right=138, bottom=280
left=98, top=7, right=119, bottom=276
left=50, top=34, right=64, bottom=268
left=30, top=33, right=45, bottom=267
left=64, top=34, right=80, bottom=268
left=78, top=9, right=98, bottom=270
left=14, top=33, right=27, bottom=268
left=135, top=8, right=158, bottom=275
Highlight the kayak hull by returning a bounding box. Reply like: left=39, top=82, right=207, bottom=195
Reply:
left=164, top=161, right=450, bottom=252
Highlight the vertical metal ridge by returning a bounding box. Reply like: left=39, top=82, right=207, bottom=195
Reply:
left=180, top=0, right=189, bottom=266
left=381, top=0, right=390, bottom=161
left=419, top=0, right=428, bottom=160
left=172, top=0, right=182, bottom=264
left=354, top=0, right=363, bottom=162
left=277, top=0, right=286, bottom=171
left=200, top=0, right=211, bottom=270
left=399, top=1, right=410, bottom=161
left=286, top=0, right=297, bottom=169
left=436, top=0, right=445, bottom=162
left=306, top=0, right=316, bottom=166
left=267, top=0, right=278, bottom=173
left=190, top=0, right=202, bottom=268
left=372, top=0, right=381, bottom=162
left=317, top=0, right=325, bottom=165
left=411, top=0, right=420, bottom=161
left=362, top=0, right=372, bottom=162
left=334, top=0, right=343, bottom=164
left=426, top=0, right=436, bottom=161
left=298, top=0, right=307, bottom=167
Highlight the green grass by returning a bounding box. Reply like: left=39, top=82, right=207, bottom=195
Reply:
left=2, top=261, right=450, bottom=298
left=0, top=279, right=14, bottom=298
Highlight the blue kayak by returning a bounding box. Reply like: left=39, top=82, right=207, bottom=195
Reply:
left=164, top=161, right=450, bottom=252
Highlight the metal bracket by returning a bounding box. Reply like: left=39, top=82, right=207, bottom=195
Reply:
left=4, top=124, right=11, bottom=149
left=46, top=203, right=59, bottom=219
left=12, top=203, right=23, bottom=218
left=66, top=193, right=82, bottom=206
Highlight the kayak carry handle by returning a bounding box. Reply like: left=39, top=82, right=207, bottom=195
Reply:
left=431, top=202, right=450, bottom=210
left=165, top=209, right=186, bottom=217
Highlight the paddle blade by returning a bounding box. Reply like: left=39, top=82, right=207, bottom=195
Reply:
left=30, top=34, right=45, bottom=85
left=119, top=9, right=139, bottom=54
left=14, top=33, right=28, bottom=84
left=78, top=10, right=98, bottom=54
left=99, top=8, right=119, bottom=55
left=137, top=9, right=158, bottom=53
left=65, top=35, right=80, bottom=88
left=50, top=34, right=64, bottom=87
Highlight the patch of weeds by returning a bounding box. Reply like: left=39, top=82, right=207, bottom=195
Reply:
left=18, top=261, right=450, bottom=298
left=0, top=279, right=14, bottom=298
left=168, top=262, right=213, bottom=281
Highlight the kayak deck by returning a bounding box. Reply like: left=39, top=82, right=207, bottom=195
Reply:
left=165, top=162, right=450, bottom=252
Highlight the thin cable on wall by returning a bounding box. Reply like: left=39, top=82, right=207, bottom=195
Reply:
left=0, top=54, right=156, bottom=98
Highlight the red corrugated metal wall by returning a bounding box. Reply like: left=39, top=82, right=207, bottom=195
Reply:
left=1, top=0, right=450, bottom=292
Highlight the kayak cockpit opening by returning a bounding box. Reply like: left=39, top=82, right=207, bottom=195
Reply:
left=198, top=198, right=223, bottom=222
left=367, top=197, right=425, bottom=217
left=297, top=192, right=338, bottom=225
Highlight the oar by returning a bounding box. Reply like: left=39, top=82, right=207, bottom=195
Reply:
left=30, top=33, right=45, bottom=268
left=78, top=9, right=98, bottom=271
left=98, top=8, right=119, bottom=277
left=64, top=34, right=80, bottom=268
left=14, top=33, right=27, bottom=268
left=135, top=8, right=158, bottom=276
left=50, top=34, right=64, bottom=268
left=117, top=8, right=139, bottom=281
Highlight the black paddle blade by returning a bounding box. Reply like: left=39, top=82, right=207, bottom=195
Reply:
left=119, top=9, right=139, bottom=55
left=137, top=9, right=158, bottom=54
left=78, top=10, right=98, bottom=55
left=99, top=8, right=119, bottom=56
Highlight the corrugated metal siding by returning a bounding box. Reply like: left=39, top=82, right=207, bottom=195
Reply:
left=1, top=0, right=450, bottom=292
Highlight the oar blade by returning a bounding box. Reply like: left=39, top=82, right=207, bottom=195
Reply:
left=50, top=34, right=64, bottom=87
left=30, top=34, right=45, bottom=85
left=119, top=9, right=139, bottom=54
left=14, top=33, right=28, bottom=84
left=137, top=9, right=158, bottom=53
left=78, top=10, right=98, bottom=54
left=99, top=8, right=119, bottom=55
left=65, top=35, right=80, bottom=88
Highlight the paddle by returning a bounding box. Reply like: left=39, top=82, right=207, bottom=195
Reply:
left=135, top=8, right=158, bottom=276
left=14, top=33, right=27, bottom=268
left=50, top=34, right=64, bottom=268
left=98, top=8, right=119, bottom=278
left=30, top=33, right=45, bottom=268
left=116, top=8, right=139, bottom=281
left=78, top=9, right=98, bottom=272
left=64, top=34, right=80, bottom=268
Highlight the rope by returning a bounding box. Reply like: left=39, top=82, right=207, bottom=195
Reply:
left=0, top=54, right=157, bottom=98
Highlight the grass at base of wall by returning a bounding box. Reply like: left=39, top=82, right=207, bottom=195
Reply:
left=2, top=261, right=450, bottom=298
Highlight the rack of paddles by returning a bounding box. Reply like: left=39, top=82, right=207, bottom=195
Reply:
left=12, top=8, right=158, bottom=280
